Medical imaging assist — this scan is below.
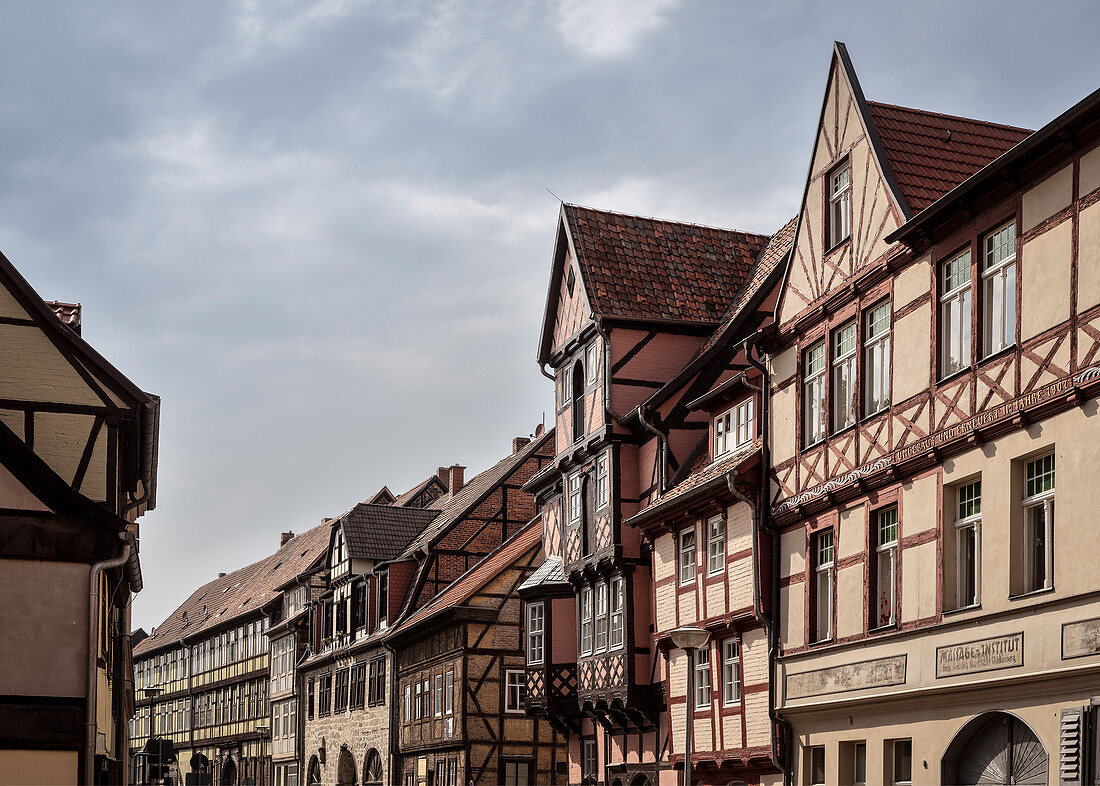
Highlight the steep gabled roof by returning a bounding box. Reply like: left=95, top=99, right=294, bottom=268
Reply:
left=337, top=503, right=438, bottom=561
left=390, top=518, right=542, bottom=636
left=134, top=523, right=330, bottom=657
left=393, top=475, right=447, bottom=508
left=365, top=486, right=395, bottom=505
left=867, top=102, right=1032, bottom=213
left=563, top=203, right=769, bottom=324
left=397, top=429, right=554, bottom=559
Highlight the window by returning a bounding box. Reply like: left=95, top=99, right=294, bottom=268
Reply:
left=334, top=668, right=349, bottom=713
left=809, top=746, right=826, bottom=786
left=694, top=646, right=711, bottom=709
left=941, top=249, right=972, bottom=377
left=833, top=320, right=858, bottom=432
left=434, top=674, right=443, bottom=717
left=722, top=639, right=741, bottom=705
left=854, top=742, right=867, bottom=786
left=569, top=473, right=583, bottom=525
left=1023, top=453, right=1055, bottom=593
left=955, top=481, right=982, bottom=608
left=503, top=761, right=530, bottom=786
left=505, top=670, right=526, bottom=712
left=874, top=507, right=898, bottom=628
left=679, top=527, right=696, bottom=585
left=804, top=341, right=827, bottom=446
left=527, top=602, right=545, bottom=665
left=813, top=530, right=834, bottom=642
left=318, top=673, right=332, bottom=716
left=367, top=657, right=386, bottom=706
left=594, top=583, right=608, bottom=652
left=580, top=587, right=593, bottom=655
left=983, top=221, right=1017, bottom=357
left=414, top=680, right=423, bottom=719
left=585, top=342, right=598, bottom=384
left=403, top=683, right=411, bottom=722
left=828, top=163, right=851, bottom=247
left=716, top=397, right=756, bottom=458
left=307, top=678, right=315, bottom=720
left=444, top=670, right=454, bottom=715
left=891, top=739, right=913, bottom=785
left=582, top=738, right=598, bottom=781
left=609, top=577, right=624, bottom=650
left=377, top=571, right=388, bottom=628
left=350, top=663, right=366, bottom=710
left=572, top=361, right=585, bottom=442
left=439, top=758, right=457, bottom=786
left=864, top=301, right=891, bottom=415
left=707, top=516, right=725, bottom=576
left=595, top=454, right=609, bottom=510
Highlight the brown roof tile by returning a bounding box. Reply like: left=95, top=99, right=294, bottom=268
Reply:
left=338, top=503, right=438, bottom=561
left=563, top=204, right=770, bottom=324
left=866, top=102, right=1032, bottom=213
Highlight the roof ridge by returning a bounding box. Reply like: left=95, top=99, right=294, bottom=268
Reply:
left=866, top=99, right=1034, bottom=134
left=564, top=202, right=770, bottom=240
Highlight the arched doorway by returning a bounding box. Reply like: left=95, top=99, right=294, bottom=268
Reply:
left=307, top=756, right=321, bottom=786
left=942, top=712, right=1048, bottom=785
left=337, top=745, right=357, bottom=786
left=220, top=758, right=237, bottom=786
left=629, top=774, right=651, bottom=786
left=364, top=749, right=383, bottom=785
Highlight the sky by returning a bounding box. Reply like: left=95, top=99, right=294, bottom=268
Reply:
left=0, top=1, right=1095, bottom=631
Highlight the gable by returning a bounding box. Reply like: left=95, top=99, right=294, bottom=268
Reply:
left=549, top=219, right=594, bottom=358
left=777, top=46, right=906, bottom=327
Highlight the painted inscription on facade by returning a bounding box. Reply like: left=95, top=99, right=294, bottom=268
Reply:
left=785, top=655, right=906, bottom=700
left=1062, top=617, right=1100, bottom=660
left=936, top=633, right=1023, bottom=678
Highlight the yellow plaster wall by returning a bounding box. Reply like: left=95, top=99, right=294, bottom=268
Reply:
left=0, top=750, right=79, bottom=786
left=893, top=256, right=930, bottom=311
left=892, top=304, right=931, bottom=402
left=1021, top=220, right=1072, bottom=341
left=770, top=384, right=797, bottom=467
left=1022, top=164, right=1073, bottom=232
left=1077, top=201, right=1100, bottom=314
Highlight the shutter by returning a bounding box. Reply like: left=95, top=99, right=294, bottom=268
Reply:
left=1060, top=706, right=1085, bottom=785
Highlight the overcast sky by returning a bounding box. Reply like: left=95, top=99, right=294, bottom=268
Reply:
left=1, top=1, right=1095, bottom=630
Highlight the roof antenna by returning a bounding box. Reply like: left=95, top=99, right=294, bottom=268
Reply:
left=545, top=187, right=563, bottom=203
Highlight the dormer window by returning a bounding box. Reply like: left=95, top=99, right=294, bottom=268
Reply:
left=715, top=397, right=755, bottom=459
left=828, top=162, right=851, bottom=248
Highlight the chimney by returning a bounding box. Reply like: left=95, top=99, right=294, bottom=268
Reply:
left=437, top=466, right=450, bottom=488
left=218, top=572, right=227, bottom=579
left=281, top=531, right=295, bottom=546
left=448, top=465, right=465, bottom=494
left=512, top=436, right=531, bottom=454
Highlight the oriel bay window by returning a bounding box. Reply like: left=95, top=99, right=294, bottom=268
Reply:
left=813, top=529, right=834, bottom=642
left=715, top=397, right=755, bottom=458
left=609, top=577, right=624, bottom=650
left=873, top=507, right=898, bottom=629
left=1023, top=453, right=1055, bottom=593
left=594, top=582, right=609, bottom=652
left=526, top=602, right=544, bottom=665
left=982, top=221, right=1017, bottom=357
left=955, top=480, right=982, bottom=608
left=722, top=639, right=741, bottom=705
left=864, top=301, right=891, bottom=415
left=941, top=248, right=972, bottom=377
left=804, top=340, right=827, bottom=446
left=694, top=646, right=712, bottom=709
left=580, top=586, right=594, bottom=655
left=832, top=320, right=857, bottom=432
left=595, top=453, right=609, bottom=510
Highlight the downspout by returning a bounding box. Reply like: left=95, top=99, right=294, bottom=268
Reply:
left=741, top=332, right=793, bottom=785
left=637, top=406, right=667, bottom=497
left=87, top=531, right=134, bottom=785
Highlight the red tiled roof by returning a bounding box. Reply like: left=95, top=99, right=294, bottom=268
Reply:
left=392, top=518, right=542, bottom=634
left=45, top=301, right=80, bottom=330
left=392, top=475, right=446, bottom=508
left=866, top=102, right=1032, bottom=213
left=563, top=204, right=770, bottom=324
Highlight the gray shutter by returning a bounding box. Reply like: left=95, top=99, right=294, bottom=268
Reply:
left=1061, top=706, right=1085, bottom=784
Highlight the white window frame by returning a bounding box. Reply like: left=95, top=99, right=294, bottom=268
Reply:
left=941, top=248, right=972, bottom=378
left=734, top=396, right=755, bottom=447
left=585, top=342, right=599, bottom=385
left=955, top=480, right=982, bottom=608
left=874, top=507, right=898, bottom=629
left=595, top=454, right=609, bottom=510
left=526, top=602, right=544, bottom=665
left=828, top=163, right=851, bottom=247
left=1023, top=453, right=1055, bottom=593
left=444, top=670, right=454, bottom=715
left=679, top=528, right=696, bottom=585
left=504, top=670, right=526, bottom=713
left=693, top=646, right=711, bottom=709
left=706, top=516, right=725, bottom=576
left=832, top=320, right=858, bottom=432
left=579, top=586, right=593, bottom=656
left=569, top=473, right=582, bottom=525
left=814, top=530, right=834, bottom=642
left=721, top=639, right=740, bottom=706
left=804, top=340, right=827, bottom=446
left=434, top=674, right=443, bottom=718
left=714, top=407, right=733, bottom=458
left=609, top=577, right=624, bottom=650
left=594, top=582, right=609, bottom=653
left=982, top=221, right=1017, bottom=357
left=864, top=301, right=891, bottom=415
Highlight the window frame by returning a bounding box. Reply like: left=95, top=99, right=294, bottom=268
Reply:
left=693, top=646, right=712, bottom=710
left=721, top=639, right=741, bottom=706
left=812, top=529, right=834, bottom=643
left=568, top=473, right=583, bottom=526
left=940, top=247, right=973, bottom=379
left=955, top=480, right=982, bottom=609
left=526, top=602, right=545, bottom=665
left=832, top=319, right=858, bottom=433
left=595, top=453, right=609, bottom=510
left=803, top=340, right=827, bottom=447
left=981, top=220, right=1017, bottom=358
left=706, top=515, right=725, bottom=577
left=1022, top=453, right=1055, bottom=593
left=594, top=582, right=609, bottom=653
left=504, top=669, right=527, bottom=713
left=872, top=506, right=899, bottom=630
left=827, top=161, right=851, bottom=250
left=579, top=586, right=593, bottom=656
left=863, top=300, right=891, bottom=416
left=609, top=577, right=624, bottom=650
left=891, top=739, right=913, bottom=786
left=679, top=527, right=697, bottom=585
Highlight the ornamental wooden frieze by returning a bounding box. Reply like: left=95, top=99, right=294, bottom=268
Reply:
left=772, top=364, right=1100, bottom=517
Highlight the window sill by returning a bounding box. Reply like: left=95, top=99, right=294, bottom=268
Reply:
left=803, top=438, right=826, bottom=452
left=937, top=366, right=972, bottom=386
left=860, top=407, right=888, bottom=425
left=1009, top=586, right=1055, bottom=601
left=504, top=709, right=526, bottom=715
left=979, top=343, right=1016, bottom=368
left=869, top=622, right=897, bottom=634
left=831, top=422, right=857, bottom=440
left=810, top=637, right=833, bottom=647
left=942, top=603, right=981, bottom=616
left=825, top=237, right=851, bottom=256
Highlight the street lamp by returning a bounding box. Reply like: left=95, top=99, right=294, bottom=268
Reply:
left=670, top=626, right=711, bottom=786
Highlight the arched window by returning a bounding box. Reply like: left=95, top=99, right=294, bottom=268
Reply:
left=336, top=745, right=357, bottom=786
left=942, top=711, right=1047, bottom=785
left=307, top=756, right=321, bottom=786
left=364, top=749, right=383, bottom=785
left=572, top=360, right=585, bottom=442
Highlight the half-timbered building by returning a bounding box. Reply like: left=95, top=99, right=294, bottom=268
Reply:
left=764, top=43, right=1100, bottom=786
left=131, top=525, right=329, bottom=785
left=0, top=251, right=160, bottom=785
